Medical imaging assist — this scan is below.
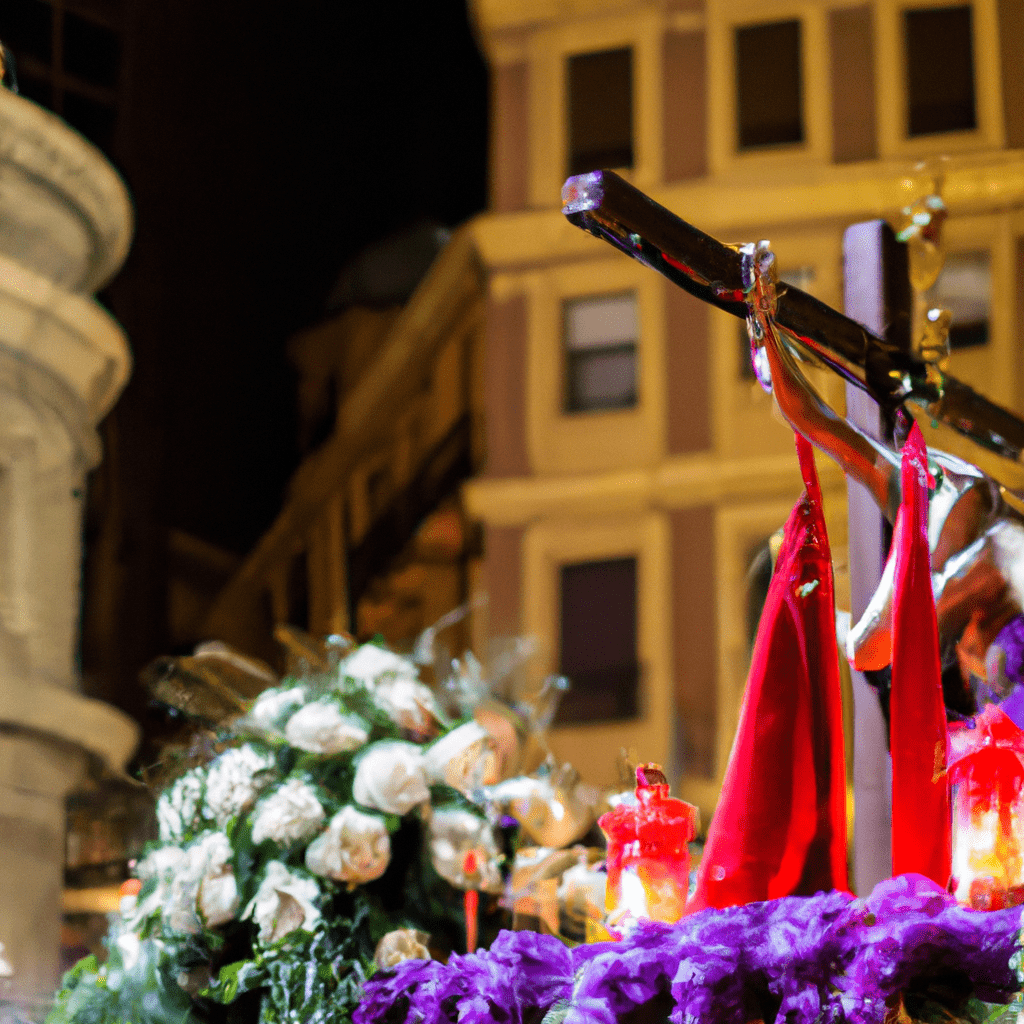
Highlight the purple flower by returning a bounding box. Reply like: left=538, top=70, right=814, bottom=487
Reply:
left=356, top=931, right=572, bottom=1024
left=356, top=882, right=1022, bottom=1024
left=354, top=957, right=448, bottom=1024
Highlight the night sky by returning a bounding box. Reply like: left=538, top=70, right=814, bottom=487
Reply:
left=108, top=0, right=489, bottom=554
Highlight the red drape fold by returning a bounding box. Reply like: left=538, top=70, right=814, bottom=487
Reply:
left=687, top=434, right=848, bottom=912
left=890, top=422, right=951, bottom=885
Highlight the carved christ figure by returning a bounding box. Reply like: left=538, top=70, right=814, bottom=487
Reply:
left=741, top=240, right=1024, bottom=708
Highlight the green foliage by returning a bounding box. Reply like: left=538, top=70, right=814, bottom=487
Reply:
left=207, top=912, right=370, bottom=1024
left=47, top=940, right=197, bottom=1024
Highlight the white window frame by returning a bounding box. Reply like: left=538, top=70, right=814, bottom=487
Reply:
left=875, top=0, right=1003, bottom=158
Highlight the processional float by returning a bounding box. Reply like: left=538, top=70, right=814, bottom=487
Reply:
left=563, top=169, right=1024, bottom=909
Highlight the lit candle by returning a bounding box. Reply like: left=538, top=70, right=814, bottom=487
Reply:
left=598, top=763, right=699, bottom=924
left=948, top=705, right=1024, bottom=909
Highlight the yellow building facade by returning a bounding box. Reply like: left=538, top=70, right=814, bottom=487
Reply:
left=463, top=0, right=1024, bottom=818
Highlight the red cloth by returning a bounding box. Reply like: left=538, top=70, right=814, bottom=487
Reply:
left=890, top=422, right=951, bottom=885
left=687, top=434, right=848, bottom=912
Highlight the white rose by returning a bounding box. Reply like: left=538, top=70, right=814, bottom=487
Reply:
left=374, top=928, right=430, bottom=969
left=374, top=677, right=442, bottom=735
left=428, top=808, right=503, bottom=893
left=342, top=644, right=416, bottom=683
left=167, top=832, right=239, bottom=933
left=205, top=745, right=275, bottom=826
left=305, top=805, right=390, bottom=886
left=244, top=861, right=320, bottom=943
left=424, top=722, right=497, bottom=795
left=247, top=686, right=305, bottom=731
left=157, top=771, right=206, bottom=844
left=251, top=778, right=325, bottom=846
left=284, top=700, right=368, bottom=755
left=353, top=741, right=429, bottom=816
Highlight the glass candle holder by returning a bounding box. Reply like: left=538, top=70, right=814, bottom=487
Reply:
left=598, top=763, right=699, bottom=923
left=948, top=705, right=1024, bottom=910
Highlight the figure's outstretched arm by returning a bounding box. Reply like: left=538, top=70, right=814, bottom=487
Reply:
left=741, top=242, right=902, bottom=523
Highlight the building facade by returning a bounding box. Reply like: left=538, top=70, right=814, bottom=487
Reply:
left=463, top=0, right=1024, bottom=815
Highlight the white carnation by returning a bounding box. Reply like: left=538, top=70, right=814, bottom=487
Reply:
left=157, top=770, right=206, bottom=844
left=166, top=832, right=239, bottom=933
left=353, top=741, right=429, bottom=816
left=305, top=805, right=390, bottom=886
left=247, top=686, right=305, bottom=731
left=244, top=861, right=320, bottom=943
left=127, top=846, right=184, bottom=927
left=424, top=722, right=497, bottom=795
left=374, top=677, right=442, bottom=735
left=251, top=778, right=325, bottom=846
left=284, top=700, right=368, bottom=755
left=428, top=808, right=503, bottom=893
left=342, top=644, right=416, bottom=683
left=205, top=745, right=275, bottom=826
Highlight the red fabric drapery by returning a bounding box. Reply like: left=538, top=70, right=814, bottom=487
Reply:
left=890, top=422, right=951, bottom=885
left=688, top=434, right=848, bottom=911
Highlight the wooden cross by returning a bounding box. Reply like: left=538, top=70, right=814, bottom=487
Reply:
left=563, top=169, right=1024, bottom=895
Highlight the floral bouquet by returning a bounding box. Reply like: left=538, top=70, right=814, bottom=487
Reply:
left=48, top=639, right=511, bottom=1024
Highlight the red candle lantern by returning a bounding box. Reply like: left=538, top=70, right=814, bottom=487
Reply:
left=947, top=704, right=1024, bottom=910
left=598, top=763, right=699, bottom=924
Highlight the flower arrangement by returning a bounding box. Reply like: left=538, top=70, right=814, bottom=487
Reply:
left=48, top=639, right=510, bottom=1024
left=358, top=875, right=1024, bottom=1024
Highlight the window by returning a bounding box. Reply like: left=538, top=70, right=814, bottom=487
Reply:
left=905, top=6, right=976, bottom=136
left=566, top=47, right=633, bottom=176
left=1, top=0, right=121, bottom=154
left=923, top=250, right=990, bottom=350
left=563, top=292, right=638, bottom=413
left=556, top=557, right=639, bottom=724
left=735, top=20, right=803, bottom=149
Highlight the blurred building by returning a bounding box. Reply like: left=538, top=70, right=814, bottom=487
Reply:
left=462, top=0, right=1024, bottom=813
left=204, top=225, right=487, bottom=665
left=0, top=73, right=136, bottom=1000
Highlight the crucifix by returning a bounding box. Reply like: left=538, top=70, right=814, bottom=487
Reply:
left=562, top=169, right=1024, bottom=893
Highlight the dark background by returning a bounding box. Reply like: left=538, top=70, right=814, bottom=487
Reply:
left=109, top=0, right=488, bottom=551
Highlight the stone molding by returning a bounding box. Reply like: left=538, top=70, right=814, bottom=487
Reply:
left=0, top=89, right=132, bottom=294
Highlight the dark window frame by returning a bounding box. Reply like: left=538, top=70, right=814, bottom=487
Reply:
left=1, top=0, right=121, bottom=153
left=555, top=556, right=641, bottom=725
left=566, top=46, right=635, bottom=177
left=904, top=4, right=977, bottom=138
left=734, top=19, right=805, bottom=151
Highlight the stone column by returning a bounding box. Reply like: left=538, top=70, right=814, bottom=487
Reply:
left=0, top=85, right=137, bottom=1004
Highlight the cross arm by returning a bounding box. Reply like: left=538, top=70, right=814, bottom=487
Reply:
left=561, top=170, right=1024, bottom=465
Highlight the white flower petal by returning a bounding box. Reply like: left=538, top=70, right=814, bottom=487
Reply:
left=206, top=745, right=275, bottom=827
left=251, top=779, right=325, bottom=846
left=424, top=722, right=497, bottom=795
left=305, top=806, right=390, bottom=885
left=353, top=741, right=429, bottom=816
left=244, top=861, right=321, bottom=943
left=342, top=644, right=416, bottom=683
left=284, top=701, right=368, bottom=755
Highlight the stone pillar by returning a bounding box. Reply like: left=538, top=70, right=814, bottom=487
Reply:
left=0, top=85, right=138, bottom=1004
